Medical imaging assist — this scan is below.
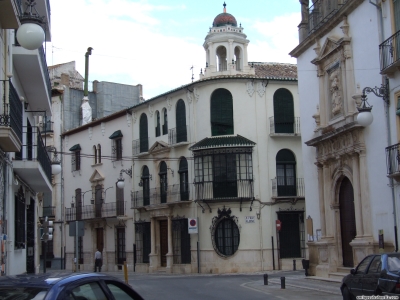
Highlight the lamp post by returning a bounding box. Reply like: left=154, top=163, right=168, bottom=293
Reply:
left=356, top=78, right=389, bottom=127
left=17, top=0, right=46, bottom=50
left=117, top=167, right=132, bottom=189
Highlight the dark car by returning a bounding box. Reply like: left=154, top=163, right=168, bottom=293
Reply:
left=0, top=272, right=144, bottom=300
left=341, top=253, right=400, bottom=299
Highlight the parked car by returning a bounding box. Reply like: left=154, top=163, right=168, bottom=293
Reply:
left=0, top=272, right=144, bottom=300
left=341, top=253, right=400, bottom=299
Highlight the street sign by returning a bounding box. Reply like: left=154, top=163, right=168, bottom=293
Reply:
left=188, top=218, right=198, bottom=234
left=245, top=216, right=255, bottom=223
left=69, top=221, right=85, bottom=236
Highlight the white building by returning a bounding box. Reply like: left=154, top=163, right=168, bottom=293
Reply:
left=0, top=0, right=53, bottom=275
left=62, top=3, right=305, bottom=274
left=290, top=0, right=400, bottom=279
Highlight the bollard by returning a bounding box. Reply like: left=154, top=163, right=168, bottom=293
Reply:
left=263, top=274, right=268, bottom=285
left=293, top=259, right=296, bottom=271
left=123, top=261, right=128, bottom=284
left=281, top=276, right=285, bottom=289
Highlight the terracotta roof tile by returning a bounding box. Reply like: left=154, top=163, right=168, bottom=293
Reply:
left=252, top=62, right=297, bottom=80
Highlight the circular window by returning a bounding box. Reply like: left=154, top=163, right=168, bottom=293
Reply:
left=213, top=218, right=240, bottom=257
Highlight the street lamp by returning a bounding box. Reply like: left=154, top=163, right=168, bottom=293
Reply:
left=81, top=190, right=92, bottom=206
left=47, top=146, right=61, bottom=175
left=357, top=78, right=389, bottom=127
left=104, top=186, right=113, bottom=201
left=117, top=167, right=132, bottom=189
left=17, top=0, right=46, bottom=50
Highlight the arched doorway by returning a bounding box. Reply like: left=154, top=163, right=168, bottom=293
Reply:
left=339, top=177, right=356, bottom=267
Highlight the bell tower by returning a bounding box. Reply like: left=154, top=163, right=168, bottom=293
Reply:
left=201, top=2, right=255, bottom=79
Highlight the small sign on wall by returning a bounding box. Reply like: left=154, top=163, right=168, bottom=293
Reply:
left=245, top=216, right=255, bottom=223
left=188, top=218, right=198, bottom=234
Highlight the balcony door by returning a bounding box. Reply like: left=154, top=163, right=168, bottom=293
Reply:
left=159, top=162, right=167, bottom=204
left=176, top=100, right=187, bottom=143
left=95, top=185, right=102, bottom=218
left=116, top=182, right=124, bottom=216
left=142, top=166, right=150, bottom=206
left=273, top=89, right=294, bottom=133
left=276, top=149, right=296, bottom=196
left=179, top=158, right=189, bottom=201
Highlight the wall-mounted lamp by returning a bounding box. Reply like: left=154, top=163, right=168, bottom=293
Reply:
left=357, top=78, right=389, bottom=127
left=17, top=0, right=46, bottom=50
left=47, top=146, right=61, bottom=175
left=167, top=167, right=174, bottom=177
left=117, top=167, right=132, bottom=189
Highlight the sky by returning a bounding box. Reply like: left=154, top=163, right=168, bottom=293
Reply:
left=46, top=0, right=301, bottom=100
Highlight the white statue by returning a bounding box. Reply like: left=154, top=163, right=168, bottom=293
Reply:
left=81, top=96, right=92, bottom=125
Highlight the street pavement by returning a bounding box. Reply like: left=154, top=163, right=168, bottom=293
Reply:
left=98, top=270, right=343, bottom=299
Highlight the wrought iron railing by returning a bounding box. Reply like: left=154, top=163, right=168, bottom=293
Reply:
left=308, top=0, right=348, bottom=34
left=385, top=143, right=400, bottom=175
left=271, top=178, right=305, bottom=198
left=15, top=126, right=51, bottom=182
left=193, top=180, right=253, bottom=201
left=42, top=206, right=55, bottom=218
left=132, top=138, right=149, bottom=155
left=168, top=125, right=188, bottom=145
left=380, top=30, right=400, bottom=72
left=131, top=184, right=190, bottom=208
left=269, top=117, right=301, bottom=135
left=0, top=80, right=23, bottom=143
left=65, top=201, right=126, bottom=221
left=38, top=46, right=51, bottom=100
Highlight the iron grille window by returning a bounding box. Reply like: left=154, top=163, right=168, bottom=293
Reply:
left=156, top=111, right=161, bottom=137
left=211, top=88, right=234, bottom=136
left=135, top=222, right=151, bottom=263
left=214, top=218, right=239, bottom=256
left=162, top=109, right=168, bottom=135
left=115, top=227, right=126, bottom=265
left=176, top=100, right=187, bottom=143
left=15, top=189, right=25, bottom=249
left=71, top=151, right=81, bottom=171
left=277, top=212, right=305, bottom=258
left=172, top=219, right=191, bottom=264
left=273, top=89, right=294, bottom=133
left=140, top=113, right=149, bottom=152
left=276, top=149, right=296, bottom=196
left=111, top=138, right=122, bottom=161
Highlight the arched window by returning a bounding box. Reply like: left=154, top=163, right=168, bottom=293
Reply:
left=140, top=113, right=149, bottom=152
left=276, top=149, right=296, bottom=196
left=93, top=145, right=97, bottom=164
left=155, top=111, right=161, bottom=137
left=162, top=108, right=168, bottom=135
left=216, top=46, right=227, bottom=71
left=179, top=158, right=189, bottom=201
left=159, top=161, right=168, bottom=204
left=142, top=166, right=150, bottom=206
left=273, top=88, right=294, bottom=133
left=211, top=88, right=234, bottom=136
left=176, top=100, right=187, bottom=143
left=214, top=218, right=240, bottom=257
left=97, top=144, right=101, bottom=163
left=234, top=46, right=242, bottom=71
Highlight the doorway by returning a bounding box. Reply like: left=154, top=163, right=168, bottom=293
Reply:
left=160, top=220, right=168, bottom=267
left=339, top=177, right=356, bottom=267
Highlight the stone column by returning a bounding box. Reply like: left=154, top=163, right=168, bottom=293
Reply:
left=317, top=162, right=326, bottom=237
left=149, top=217, right=157, bottom=272
left=352, top=153, right=363, bottom=237
left=318, top=67, right=326, bottom=127
left=323, top=162, right=333, bottom=238
left=166, top=216, right=173, bottom=273
left=208, top=42, right=216, bottom=73
left=358, top=150, right=372, bottom=237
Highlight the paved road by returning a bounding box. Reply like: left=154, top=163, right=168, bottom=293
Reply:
left=107, top=270, right=343, bottom=300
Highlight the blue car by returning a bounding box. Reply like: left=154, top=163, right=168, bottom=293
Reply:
left=0, top=272, right=144, bottom=300
left=341, top=253, right=400, bottom=299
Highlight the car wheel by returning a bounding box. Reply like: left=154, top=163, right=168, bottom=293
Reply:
left=342, top=286, right=353, bottom=300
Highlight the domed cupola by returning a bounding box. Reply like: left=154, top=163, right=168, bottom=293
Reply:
left=213, top=3, right=237, bottom=27
left=201, top=2, right=255, bottom=79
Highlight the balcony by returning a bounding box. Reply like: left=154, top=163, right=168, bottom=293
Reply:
left=13, top=45, right=52, bottom=112
left=131, top=184, right=190, bottom=208
left=380, top=30, right=400, bottom=75
left=65, top=201, right=126, bottom=222
left=0, top=0, right=21, bottom=28
left=386, top=143, right=400, bottom=181
left=168, top=126, right=189, bottom=146
left=194, top=180, right=253, bottom=200
left=307, top=0, right=348, bottom=34
left=13, top=126, right=52, bottom=192
left=0, top=80, right=23, bottom=152
left=269, top=117, right=301, bottom=136
left=271, top=178, right=305, bottom=201
left=133, top=138, right=149, bottom=155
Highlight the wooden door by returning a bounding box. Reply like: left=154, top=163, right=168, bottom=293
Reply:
left=339, top=177, right=356, bottom=267
left=160, top=220, right=168, bottom=267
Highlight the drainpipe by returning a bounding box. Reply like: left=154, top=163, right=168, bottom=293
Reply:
left=370, top=0, right=398, bottom=251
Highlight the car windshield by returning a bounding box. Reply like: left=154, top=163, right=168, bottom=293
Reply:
left=0, top=287, right=48, bottom=300
left=388, top=255, right=400, bottom=272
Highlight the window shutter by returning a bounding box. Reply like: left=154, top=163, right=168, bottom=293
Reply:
left=273, top=89, right=294, bottom=133
left=176, top=100, right=187, bottom=142
left=140, top=114, right=149, bottom=152
left=211, top=89, right=234, bottom=136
